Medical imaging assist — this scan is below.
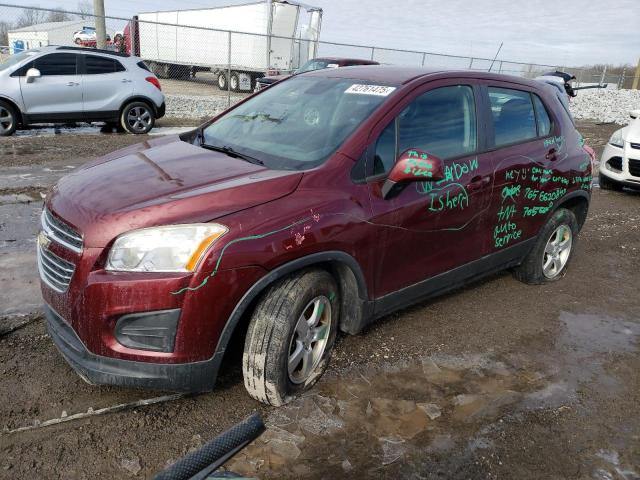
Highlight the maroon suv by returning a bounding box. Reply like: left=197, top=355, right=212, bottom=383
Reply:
left=40, top=66, right=593, bottom=405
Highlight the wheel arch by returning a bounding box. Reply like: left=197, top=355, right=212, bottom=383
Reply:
left=0, top=95, right=24, bottom=126
left=554, top=190, right=590, bottom=230
left=119, top=96, right=160, bottom=117
left=213, top=251, right=373, bottom=368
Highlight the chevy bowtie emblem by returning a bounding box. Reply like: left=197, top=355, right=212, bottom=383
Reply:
left=38, top=230, right=51, bottom=249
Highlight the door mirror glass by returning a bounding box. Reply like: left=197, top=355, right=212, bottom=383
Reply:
left=25, top=67, right=41, bottom=83
left=382, top=149, right=444, bottom=199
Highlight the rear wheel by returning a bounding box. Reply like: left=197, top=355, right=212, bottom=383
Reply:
left=230, top=72, right=239, bottom=92
left=513, top=208, right=578, bottom=284
left=598, top=172, right=623, bottom=191
left=120, top=102, right=155, bottom=134
left=0, top=100, right=17, bottom=136
left=243, top=269, right=339, bottom=406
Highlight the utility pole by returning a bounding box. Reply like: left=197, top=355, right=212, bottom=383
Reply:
left=633, top=57, right=640, bottom=90
left=93, top=0, right=107, bottom=49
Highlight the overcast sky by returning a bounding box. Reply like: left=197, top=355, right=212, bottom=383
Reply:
left=17, top=0, right=640, bottom=65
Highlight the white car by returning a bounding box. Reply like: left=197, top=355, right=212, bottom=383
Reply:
left=0, top=46, right=165, bottom=135
left=73, top=27, right=96, bottom=43
left=599, top=110, right=640, bottom=191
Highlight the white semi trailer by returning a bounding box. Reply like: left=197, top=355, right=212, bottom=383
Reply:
left=126, top=0, right=322, bottom=92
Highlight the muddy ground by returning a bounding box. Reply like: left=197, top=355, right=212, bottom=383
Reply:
left=0, top=121, right=639, bottom=479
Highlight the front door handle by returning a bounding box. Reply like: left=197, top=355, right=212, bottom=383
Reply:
left=66, top=81, right=79, bottom=86
left=545, top=148, right=557, bottom=161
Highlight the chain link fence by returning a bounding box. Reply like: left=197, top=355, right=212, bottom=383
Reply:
left=0, top=2, right=634, bottom=122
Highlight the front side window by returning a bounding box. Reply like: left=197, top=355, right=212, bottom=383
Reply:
left=203, top=77, right=394, bottom=170
left=371, top=85, right=477, bottom=176
left=489, top=87, right=537, bottom=146
left=85, top=55, right=125, bottom=74
left=34, top=53, right=78, bottom=76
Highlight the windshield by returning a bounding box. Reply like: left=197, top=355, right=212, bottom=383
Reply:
left=202, top=76, right=396, bottom=170
left=0, top=50, right=38, bottom=73
left=296, top=60, right=336, bottom=73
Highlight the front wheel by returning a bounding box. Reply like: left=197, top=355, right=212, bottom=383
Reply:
left=513, top=208, right=578, bottom=284
left=120, top=102, right=155, bottom=134
left=243, top=269, right=339, bottom=406
left=0, top=100, right=18, bottom=136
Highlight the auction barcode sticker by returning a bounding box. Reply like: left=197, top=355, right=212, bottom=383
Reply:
left=345, top=84, right=396, bottom=96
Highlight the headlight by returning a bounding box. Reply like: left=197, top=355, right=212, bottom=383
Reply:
left=106, top=224, right=227, bottom=272
left=608, top=129, right=625, bottom=148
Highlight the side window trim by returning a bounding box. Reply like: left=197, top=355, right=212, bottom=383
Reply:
left=485, top=83, right=557, bottom=150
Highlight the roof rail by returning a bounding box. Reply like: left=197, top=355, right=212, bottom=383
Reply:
left=56, top=46, right=130, bottom=58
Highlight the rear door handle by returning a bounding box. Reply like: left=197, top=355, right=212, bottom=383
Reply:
left=121, top=79, right=132, bottom=83
left=546, top=148, right=557, bottom=161
left=66, top=81, right=79, bottom=86
left=466, top=175, right=491, bottom=192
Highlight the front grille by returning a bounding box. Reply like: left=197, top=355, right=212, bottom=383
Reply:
left=629, top=159, right=640, bottom=177
left=630, top=142, right=640, bottom=150
left=607, top=156, right=623, bottom=172
left=38, top=242, right=76, bottom=293
left=41, top=208, right=83, bottom=253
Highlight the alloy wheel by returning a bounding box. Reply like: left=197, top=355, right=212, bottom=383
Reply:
left=126, top=106, right=152, bottom=133
left=0, top=107, right=14, bottom=135
left=542, top=224, right=572, bottom=278
left=287, top=296, right=331, bottom=384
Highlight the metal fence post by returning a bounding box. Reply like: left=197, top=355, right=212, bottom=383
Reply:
left=227, top=31, right=232, bottom=108
left=421, top=52, right=426, bottom=67
left=498, top=61, right=503, bottom=73
left=600, top=65, right=607, bottom=86
left=468, top=57, right=474, bottom=69
left=370, top=47, right=375, bottom=61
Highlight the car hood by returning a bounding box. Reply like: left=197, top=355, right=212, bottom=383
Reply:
left=47, top=135, right=303, bottom=247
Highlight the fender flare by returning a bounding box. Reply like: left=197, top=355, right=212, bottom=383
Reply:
left=119, top=95, right=162, bottom=116
left=210, top=250, right=371, bottom=367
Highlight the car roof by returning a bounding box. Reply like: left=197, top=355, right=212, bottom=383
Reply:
left=313, top=57, right=378, bottom=64
left=302, top=64, right=549, bottom=90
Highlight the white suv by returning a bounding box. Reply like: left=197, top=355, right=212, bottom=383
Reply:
left=599, top=110, right=640, bottom=191
left=0, top=46, right=165, bottom=136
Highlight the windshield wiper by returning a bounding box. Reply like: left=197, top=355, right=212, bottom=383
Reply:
left=201, top=143, right=265, bottom=166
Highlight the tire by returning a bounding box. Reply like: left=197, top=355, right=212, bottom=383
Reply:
left=217, top=72, right=228, bottom=90
left=243, top=269, right=340, bottom=406
left=513, top=208, right=578, bottom=284
left=230, top=72, right=239, bottom=92
left=0, top=100, right=18, bottom=136
left=120, top=102, right=155, bottom=134
left=598, top=172, right=623, bottom=191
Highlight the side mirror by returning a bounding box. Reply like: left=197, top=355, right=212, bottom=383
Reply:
left=25, top=68, right=41, bottom=83
left=630, top=110, right=640, bottom=120
left=381, top=148, right=444, bottom=199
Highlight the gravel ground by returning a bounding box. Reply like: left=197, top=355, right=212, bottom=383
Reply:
left=569, top=88, right=640, bottom=124
left=0, top=121, right=639, bottom=479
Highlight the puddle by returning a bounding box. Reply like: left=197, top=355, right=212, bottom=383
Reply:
left=9, top=125, right=192, bottom=138
left=224, top=312, right=639, bottom=478
left=225, top=354, right=549, bottom=478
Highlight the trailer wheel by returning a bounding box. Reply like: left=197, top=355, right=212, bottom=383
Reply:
left=230, top=72, right=240, bottom=92
left=217, top=72, right=228, bottom=90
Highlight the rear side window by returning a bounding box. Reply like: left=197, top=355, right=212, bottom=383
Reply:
left=85, top=55, right=125, bottom=74
left=398, top=85, right=477, bottom=160
left=137, top=61, right=151, bottom=72
left=532, top=94, right=552, bottom=136
left=489, top=87, right=537, bottom=146
left=34, top=53, right=78, bottom=76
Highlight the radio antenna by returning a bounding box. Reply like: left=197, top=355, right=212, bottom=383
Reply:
left=488, top=42, right=504, bottom=72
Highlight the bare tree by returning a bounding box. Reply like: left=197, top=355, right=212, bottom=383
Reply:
left=0, top=21, right=11, bottom=46
left=77, top=1, right=93, bottom=20
left=15, top=8, right=47, bottom=28
left=46, top=8, right=72, bottom=23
